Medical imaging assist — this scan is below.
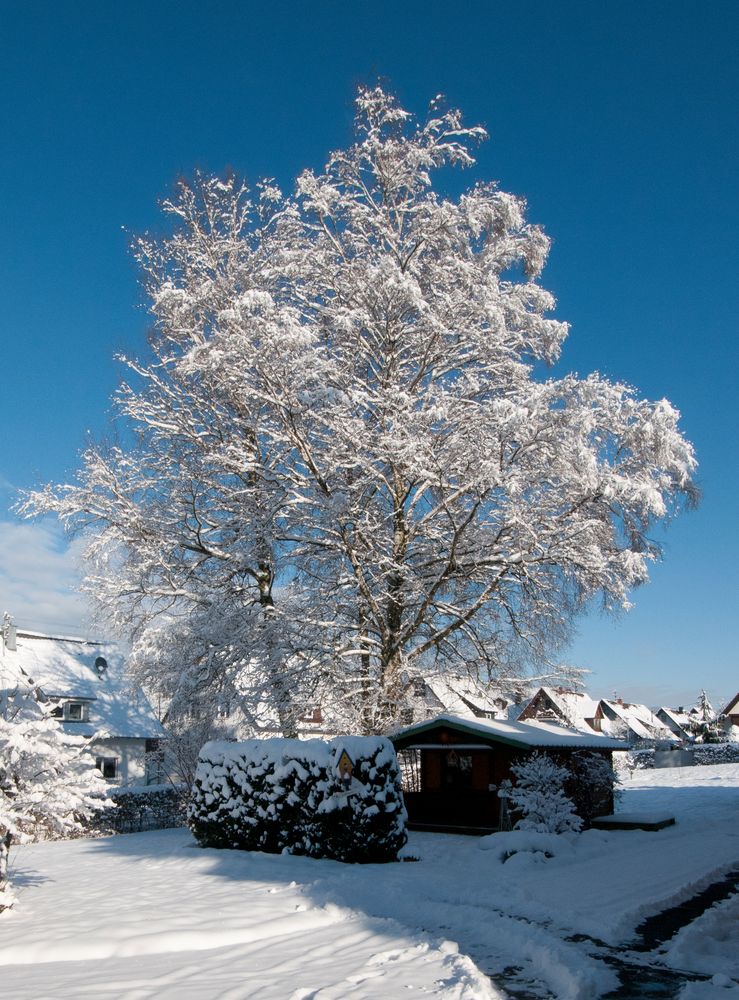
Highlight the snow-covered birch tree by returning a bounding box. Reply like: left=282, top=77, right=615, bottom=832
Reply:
left=21, top=87, right=697, bottom=734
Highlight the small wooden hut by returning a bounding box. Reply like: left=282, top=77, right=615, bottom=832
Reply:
left=391, top=714, right=624, bottom=833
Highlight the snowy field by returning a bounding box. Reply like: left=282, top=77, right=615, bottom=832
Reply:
left=1, top=763, right=737, bottom=1000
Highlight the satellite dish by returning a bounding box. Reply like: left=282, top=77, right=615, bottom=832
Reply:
left=94, top=656, right=108, bottom=675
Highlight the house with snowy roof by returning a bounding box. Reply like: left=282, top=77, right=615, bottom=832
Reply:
left=214, top=671, right=524, bottom=742
left=719, top=693, right=739, bottom=729
left=398, top=672, right=527, bottom=727
left=594, top=699, right=678, bottom=746
left=517, top=686, right=600, bottom=734
left=655, top=705, right=696, bottom=742
left=0, top=622, right=166, bottom=787
left=390, top=713, right=624, bottom=833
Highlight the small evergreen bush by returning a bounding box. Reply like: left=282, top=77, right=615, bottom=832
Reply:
left=507, top=753, right=582, bottom=834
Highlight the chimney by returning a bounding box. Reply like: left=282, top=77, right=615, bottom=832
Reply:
left=2, top=613, right=16, bottom=652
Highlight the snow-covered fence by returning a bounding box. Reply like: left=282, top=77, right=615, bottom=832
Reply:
left=189, top=736, right=407, bottom=863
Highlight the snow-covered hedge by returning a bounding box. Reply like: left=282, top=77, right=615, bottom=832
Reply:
left=189, top=737, right=407, bottom=863
left=628, top=743, right=739, bottom=771
left=688, top=742, right=739, bottom=765
left=91, top=784, right=188, bottom=835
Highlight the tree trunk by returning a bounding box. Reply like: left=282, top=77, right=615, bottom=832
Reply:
left=0, top=831, right=12, bottom=905
left=257, top=560, right=298, bottom=739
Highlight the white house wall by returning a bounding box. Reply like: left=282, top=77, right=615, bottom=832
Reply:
left=89, top=737, right=156, bottom=787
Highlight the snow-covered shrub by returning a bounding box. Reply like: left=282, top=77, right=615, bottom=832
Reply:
left=626, top=748, right=656, bottom=770
left=315, top=740, right=407, bottom=863
left=189, top=739, right=326, bottom=854
left=1, top=682, right=109, bottom=911
left=507, top=753, right=582, bottom=834
left=565, top=751, right=619, bottom=823
left=189, top=736, right=407, bottom=863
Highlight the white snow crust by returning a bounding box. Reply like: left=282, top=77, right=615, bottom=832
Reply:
left=1, top=762, right=737, bottom=998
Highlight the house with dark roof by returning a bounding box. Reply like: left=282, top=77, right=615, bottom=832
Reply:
left=0, top=624, right=165, bottom=787
left=390, top=713, right=624, bottom=833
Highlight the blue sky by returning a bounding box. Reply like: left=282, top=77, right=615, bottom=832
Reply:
left=1, top=0, right=736, bottom=710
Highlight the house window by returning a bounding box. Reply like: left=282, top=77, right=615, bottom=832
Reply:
left=412, top=678, right=426, bottom=698
left=65, top=701, right=89, bottom=722
left=300, top=706, right=323, bottom=724
left=400, top=708, right=414, bottom=725
left=95, top=756, right=118, bottom=780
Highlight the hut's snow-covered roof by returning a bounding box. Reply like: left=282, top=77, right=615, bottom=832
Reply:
left=391, top=713, right=626, bottom=751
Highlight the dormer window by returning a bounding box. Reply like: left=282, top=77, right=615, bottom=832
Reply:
left=65, top=701, right=89, bottom=722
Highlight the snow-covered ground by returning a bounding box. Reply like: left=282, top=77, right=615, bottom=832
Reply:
left=1, top=763, right=737, bottom=999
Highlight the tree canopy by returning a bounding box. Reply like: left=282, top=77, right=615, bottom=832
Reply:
left=22, top=87, right=697, bottom=734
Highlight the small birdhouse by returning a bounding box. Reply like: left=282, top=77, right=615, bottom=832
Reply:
left=337, top=749, right=354, bottom=787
